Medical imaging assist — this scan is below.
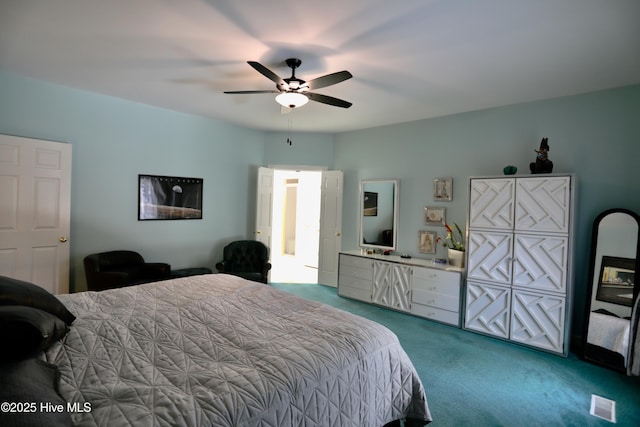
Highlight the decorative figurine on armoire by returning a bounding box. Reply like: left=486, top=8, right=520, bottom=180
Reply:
left=530, top=137, right=553, bottom=174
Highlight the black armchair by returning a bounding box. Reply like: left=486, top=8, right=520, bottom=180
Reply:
left=215, top=240, right=272, bottom=284
left=84, top=250, right=171, bottom=291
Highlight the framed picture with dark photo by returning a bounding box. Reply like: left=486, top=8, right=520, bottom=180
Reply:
left=595, top=256, right=635, bottom=307
left=138, top=175, right=203, bottom=220
left=363, top=191, right=378, bottom=216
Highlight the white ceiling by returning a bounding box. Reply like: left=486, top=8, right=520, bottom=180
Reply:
left=1, top=0, right=639, bottom=133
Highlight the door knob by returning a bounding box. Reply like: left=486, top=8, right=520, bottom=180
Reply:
left=59, top=236, right=68, bottom=243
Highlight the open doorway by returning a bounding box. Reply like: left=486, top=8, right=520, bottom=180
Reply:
left=270, top=169, right=321, bottom=283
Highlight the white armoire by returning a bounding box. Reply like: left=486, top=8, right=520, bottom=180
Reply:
left=464, top=175, right=575, bottom=355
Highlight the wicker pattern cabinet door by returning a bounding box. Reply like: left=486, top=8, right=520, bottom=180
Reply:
left=465, top=281, right=511, bottom=338
left=515, top=177, right=571, bottom=233
left=469, top=178, right=515, bottom=230
left=513, top=234, right=568, bottom=293
left=372, top=261, right=392, bottom=306
left=467, top=231, right=513, bottom=285
left=510, top=289, right=565, bottom=352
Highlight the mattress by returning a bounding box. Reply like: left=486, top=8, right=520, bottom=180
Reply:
left=44, top=274, right=431, bottom=426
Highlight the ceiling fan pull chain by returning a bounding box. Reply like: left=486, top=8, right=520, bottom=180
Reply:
left=287, top=117, right=293, bottom=146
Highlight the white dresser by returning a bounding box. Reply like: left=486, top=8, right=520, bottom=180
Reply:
left=338, top=251, right=464, bottom=327
left=464, top=175, right=575, bottom=355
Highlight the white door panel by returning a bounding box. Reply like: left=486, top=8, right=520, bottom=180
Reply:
left=318, top=170, right=343, bottom=287
left=255, top=167, right=274, bottom=248
left=0, top=134, right=71, bottom=294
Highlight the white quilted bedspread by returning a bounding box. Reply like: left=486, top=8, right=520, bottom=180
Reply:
left=45, top=274, right=431, bottom=426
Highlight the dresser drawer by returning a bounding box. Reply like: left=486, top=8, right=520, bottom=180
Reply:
left=340, top=254, right=373, bottom=269
left=338, top=274, right=371, bottom=292
left=412, top=289, right=459, bottom=312
left=411, top=303, right=459, bottom=326
left=338, top=284, right=372, bottom=303
left=339, top=255, right=373, bottom=280
left=412, top=267, right=460, bottom=298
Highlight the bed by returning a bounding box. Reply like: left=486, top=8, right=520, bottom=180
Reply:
left=1, top=274, right=431, bottom=426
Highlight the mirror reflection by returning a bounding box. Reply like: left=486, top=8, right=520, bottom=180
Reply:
left=583, top=209, right=640, bottom=375
left=360, top=180, right=398, bottom=251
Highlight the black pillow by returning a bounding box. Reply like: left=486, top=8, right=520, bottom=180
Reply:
left=0, top=275, right=75, bottom=324
left=0, top=358, right=72, bottom=427
left=0, top=306, right=69, bottom=361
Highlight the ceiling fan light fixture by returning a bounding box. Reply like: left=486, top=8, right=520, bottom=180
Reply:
left=276, top=92, right=309, bottom=108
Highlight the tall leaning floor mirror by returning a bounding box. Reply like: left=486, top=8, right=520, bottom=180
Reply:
left=582, top=209, right=640, bottom=375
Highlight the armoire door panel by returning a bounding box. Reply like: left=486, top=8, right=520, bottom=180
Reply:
left=467, top=231, right=513, bottom=284
left=513, top=234, right=568, bottom=293
left=511, top=290, right=565, bottom=353
left=469, top=179, right=515, bottom=229
left=465, top=281, right=511, bottom=338
left=515, top=177, right=571, bottom=233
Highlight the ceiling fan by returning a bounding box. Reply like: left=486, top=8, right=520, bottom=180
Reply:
left=224, top=58, right=353, bottom=109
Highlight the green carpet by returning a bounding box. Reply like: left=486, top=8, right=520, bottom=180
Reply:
left=270, top=283, right=640, bottom=427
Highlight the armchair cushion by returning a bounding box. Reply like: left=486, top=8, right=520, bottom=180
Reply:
left=84, top=250, right=171, bottom=291
left=216, top=240, right=272, bottom=284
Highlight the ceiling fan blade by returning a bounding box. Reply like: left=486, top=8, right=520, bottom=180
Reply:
left=307, top=71, right=353, bottom=90
left=247, top=61, right=285, bottom=85
left=306, top=92, right=352, bottom=108
left=224, top=90, right=280, bottom=94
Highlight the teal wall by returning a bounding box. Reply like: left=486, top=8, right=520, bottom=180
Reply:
left=1, top=69, right=639, bottom=340
left=263, top=131, right=334, bottom=167
left=335, top=84, right=640, bottom=335
left=0, top=71, right=268, bottom=291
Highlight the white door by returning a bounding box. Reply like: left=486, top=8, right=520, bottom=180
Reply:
left=317, top=170, right=343, bottom=287
left=255, top=167, right=274, bottom=248
left=256, top=167, right=342, bottom=285
left=0, top=134, right=72, bottom=294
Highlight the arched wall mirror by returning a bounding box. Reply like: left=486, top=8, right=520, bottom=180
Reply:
left=359, top=180, right=399, bottom=251
left=583, top=208, right=640, bottom=375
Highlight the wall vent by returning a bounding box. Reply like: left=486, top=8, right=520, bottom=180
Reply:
left=590, top=394, right=616, bottom=423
